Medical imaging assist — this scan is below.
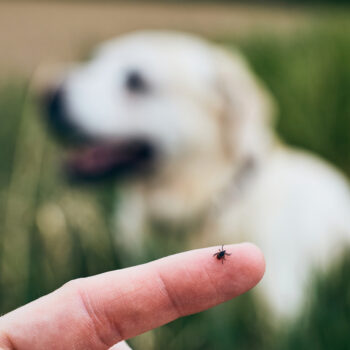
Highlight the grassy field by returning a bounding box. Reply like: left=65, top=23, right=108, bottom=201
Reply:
left=0, top=5, right=350, bottom=349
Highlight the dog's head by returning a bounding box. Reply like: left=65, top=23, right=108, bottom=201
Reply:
left=42, top=31, right=275, bottom=182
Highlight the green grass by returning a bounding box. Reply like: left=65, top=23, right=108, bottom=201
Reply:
left=0, top=21, right=350, bottom=349
left=236, top=25, right=350, bottom=174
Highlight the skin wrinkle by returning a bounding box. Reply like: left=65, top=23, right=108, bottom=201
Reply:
left=181, top=262, right=211, bottom=309
left=0, top=331, right=16, bottom=350
left=85, top=268, right=174, bottom=342
left=107, top=270, right=170, bottom=338
left=103, top=295, right=128, bottom=346
left=106, top=279, right=150, bottom=343
left=156, top=270, right=183, bottom=320
left=88, top=278, right=142, bottom=348
left=76, top=285, right=122, bottom=349
left=157, top=255, right=220, bottom=316
left=170, top=261, right=198, bottom=310
left=203, top=264, right=221, bottom=306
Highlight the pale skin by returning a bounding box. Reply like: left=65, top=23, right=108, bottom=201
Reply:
left=0, top=243, right=265, bottom=350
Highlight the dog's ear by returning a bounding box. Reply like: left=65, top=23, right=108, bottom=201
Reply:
left=213, top=46, right=277, bottom=163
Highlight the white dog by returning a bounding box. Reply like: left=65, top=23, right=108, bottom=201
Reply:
left=43, top=31, right=350, bottom=320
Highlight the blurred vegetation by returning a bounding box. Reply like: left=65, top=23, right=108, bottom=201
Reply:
left=237, top=25, right=350, bottom=174
left=0, top=16, right=350, bottom=350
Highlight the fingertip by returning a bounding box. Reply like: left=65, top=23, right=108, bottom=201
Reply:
left=238, top=242, right=266, bottom=286
left=206, top=242, right=265, bottom=299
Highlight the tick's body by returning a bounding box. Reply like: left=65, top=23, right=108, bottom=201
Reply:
left=213, top=245, right=231, bottom=264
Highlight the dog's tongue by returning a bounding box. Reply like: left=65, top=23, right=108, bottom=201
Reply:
left=65, top=140, right=154, bottom=180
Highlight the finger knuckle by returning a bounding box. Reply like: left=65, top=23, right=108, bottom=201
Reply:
left=60, top=278, right=120, bottom=348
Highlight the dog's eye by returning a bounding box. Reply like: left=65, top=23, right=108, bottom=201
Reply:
left=125, top=71, right=148, bottom=93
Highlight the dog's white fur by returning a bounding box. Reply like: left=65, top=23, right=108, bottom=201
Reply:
left=59, top=31, right=350, bottom=319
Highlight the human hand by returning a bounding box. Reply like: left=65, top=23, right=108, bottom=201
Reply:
left=0, top=243, right=265, bottom=350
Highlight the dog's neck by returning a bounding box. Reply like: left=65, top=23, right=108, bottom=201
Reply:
left=208, top=156, right=257, bottom=217
left=139, top=154, right=260, bottom=223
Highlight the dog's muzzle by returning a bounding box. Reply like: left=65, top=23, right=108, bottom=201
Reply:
left=42, top=86, right=158, bottom=182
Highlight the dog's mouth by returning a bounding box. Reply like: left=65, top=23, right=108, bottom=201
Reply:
left=41, top=87, right=158, bottom=182
left=64, top=138, right=157, bottom=182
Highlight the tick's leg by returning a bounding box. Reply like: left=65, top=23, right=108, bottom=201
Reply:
left=213, top=253, right=219, bottom=257
left=221, top=244, right=224, bottom=250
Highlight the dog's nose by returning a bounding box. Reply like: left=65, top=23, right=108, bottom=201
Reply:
left=43, top=86, right=68, bottom=132
left=42, top=86, right=83, bottom=142
left=46, top=86, right=64, bottom=116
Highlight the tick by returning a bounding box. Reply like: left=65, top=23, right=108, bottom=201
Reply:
left=213, top=245, right=231, bottom=264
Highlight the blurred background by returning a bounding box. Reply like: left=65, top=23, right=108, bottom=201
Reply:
left=0, top=1, right=350, bottom=349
